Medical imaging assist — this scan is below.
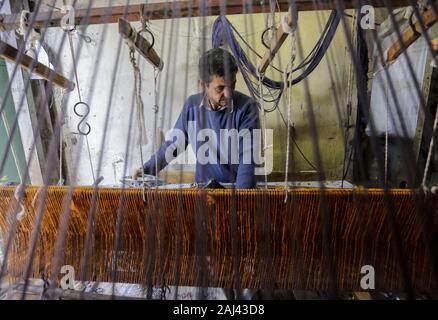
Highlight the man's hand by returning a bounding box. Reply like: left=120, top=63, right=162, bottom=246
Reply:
left=132, top=167, right=143, bottom=179
left=132, top=166, right=154, bottom=179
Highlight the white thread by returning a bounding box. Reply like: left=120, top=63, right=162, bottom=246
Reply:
left=66, top=30, right=96, bottom=183
left=1, top=112, right=23, bottom=184
left=422, top=104, right=438, bottom=187
left=14, top=185, right=25, bottom=220
left=258, top=73, right=268, bottom=188
left=152, top=68, right=161, bottom=191
left=129, top=47, right=147, bottom=200
left=281, top=14, right=296, bottom=34
left=284, top=29, right=297, bottom=203
left=385, top=83, right=389, bottom=186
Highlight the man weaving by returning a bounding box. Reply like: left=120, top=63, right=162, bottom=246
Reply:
left=135, top=48, right=261, bottom=188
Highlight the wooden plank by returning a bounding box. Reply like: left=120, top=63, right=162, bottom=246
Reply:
left=431, top=38, right=438, bottom=51
left=118, top=18, right=163, bottom=70
left=258, top=6, right=294, bottom=74
left=386, top=8, right=438, bottom=64
left=0, top=40, right=74, bottom=90
left=0, top=0, right=412, bottom=30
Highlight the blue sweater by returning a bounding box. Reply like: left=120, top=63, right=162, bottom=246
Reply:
left=143, top=91, right=260, bottom=188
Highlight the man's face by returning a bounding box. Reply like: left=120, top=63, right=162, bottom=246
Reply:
left=202, top=74, right=236, bottom=110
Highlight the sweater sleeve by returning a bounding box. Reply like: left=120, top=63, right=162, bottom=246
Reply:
left=143, top=101, right=189, bottom=175
left=235, top=100, right=260, bottom=188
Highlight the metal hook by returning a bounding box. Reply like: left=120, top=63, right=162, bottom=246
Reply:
left=138, top=28, right=155, bottom=52
left=73, top=101, right=91, bottom=135
left=138, top=5, right=154, bottom=51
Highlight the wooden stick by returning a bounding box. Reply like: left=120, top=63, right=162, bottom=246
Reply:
left=118, top=18, right=163, bottom=71
left=0, top=40, right=75, bottom=91
left=258, top=6, right=294, bottom=74
left=0, top=1, right=413, bottom=30
left=386, top=8, right=438, bottom=64
left=430, top=38, right=438, bottom=51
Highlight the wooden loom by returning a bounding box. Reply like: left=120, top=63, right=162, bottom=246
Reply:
left=1, top=0, right=438, bottom=299
left=0, top=186, right=437, bottom=293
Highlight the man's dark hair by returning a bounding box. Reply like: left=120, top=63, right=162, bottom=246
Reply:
left=198, top=48, right=238, bottom=84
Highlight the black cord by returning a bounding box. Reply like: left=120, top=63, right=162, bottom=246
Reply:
left=223, top=11, right=340, bottom=115
left=276, top=107, right=318, bottom=170
left=261, top=26, right=277, bottom=49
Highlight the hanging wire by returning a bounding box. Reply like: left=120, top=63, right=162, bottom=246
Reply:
left=66, top=28, right=96, bottom=183
left=57, top=89, right=68, bottom=185
left=341, top=8, right=357, bottom=186
left=283, top=26, right=297, bottom=203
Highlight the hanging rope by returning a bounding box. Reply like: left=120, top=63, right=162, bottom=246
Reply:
left=258, top=72, right=268, bottom=189
left=422, top=104, right=438, bottom=188
left=58, top=121, right=63, bottom=185
left=129, top=46, right=147, bottom=200
left=385, top=82, right=389, bottom=186
left=153, top=68, right=160, bottom=113
left=152, top=67, right=160, bottom=190
left=266, top=0, right=278, bottom=53
left=341, top=11, right=356, bottom=188
left=125, top=9, right=161, bottom=197
left=57, top=89, right=68, bottom=185
left=284, top=27, right=297, bottom=203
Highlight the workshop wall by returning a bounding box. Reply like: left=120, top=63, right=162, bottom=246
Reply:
left=45, top=0, right=357, bottom=185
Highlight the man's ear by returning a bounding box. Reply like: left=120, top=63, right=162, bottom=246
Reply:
left=198, top=79, right=208, bottom=90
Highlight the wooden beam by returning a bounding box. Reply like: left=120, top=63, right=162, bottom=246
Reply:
left=0, top=0, right=412, bottom=30
left=118, top=18, right=163, bottom=70
left=258, top=6, right=294, bottom=74
left=386, top=8, right=438, bottom=64
left=0, top=40, right=74, bottom=90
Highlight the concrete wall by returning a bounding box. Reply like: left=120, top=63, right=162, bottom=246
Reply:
left=44, top=1, right=357, bottom=185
